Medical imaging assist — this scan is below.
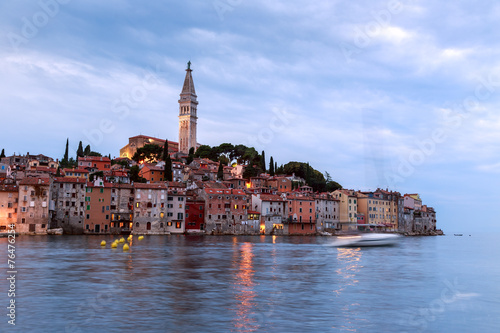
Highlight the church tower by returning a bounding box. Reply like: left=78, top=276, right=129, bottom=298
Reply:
left=178, top=61, right=198, bottom=154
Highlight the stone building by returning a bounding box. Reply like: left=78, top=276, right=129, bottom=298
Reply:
left=251, top=193, right=287, bottom=235
left=17, top=177, right=51, bottom=234
left=202, top=188, right=249, bottom=234
left=332, top=189, right=358, bottom=231
left=284, top=193, right=317, bottom=235
left=110, top=183, right=134, bottom=234
left=51, top=177, right=87, bottom=234
left=84, top=181, right=112, bottom=234
left=0, top=183, right=18, bottom=231
left=314, top=193, right=339, bottom=232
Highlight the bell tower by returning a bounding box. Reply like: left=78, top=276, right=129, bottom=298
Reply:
left=178, top=61, right=198, bottom=154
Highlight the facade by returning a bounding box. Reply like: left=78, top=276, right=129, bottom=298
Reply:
left=84, top=181, right=112, bottom=233
left=0, top=183, right=18, bottom=231
left=119, top=135, right=178, bottom=159
left=251, top=193, right=287, bottom=235
left=139, top=164, right=165, bottom=183
left=178, top=61, right=198, bottom=154
left=110, top=184, right=135, bottom=234
left=17, top=177, right=51, bottom=234
left=78, top=156, right=111, bottom=172
left=202, top=188, right=249, bottom=234
left=332, top=189, right=358, bottom=231
left=51, top=177, right=87, bottom=234
left=314, top=193, right=339, bottom=232
left=62, top=168, right=89, bottom=180
left=285, top=193, right=317, bottom=235
left=185, top=191, right=205, bottom=232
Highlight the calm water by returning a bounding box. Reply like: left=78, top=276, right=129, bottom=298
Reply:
left=1, top=233, right=499, bottom=332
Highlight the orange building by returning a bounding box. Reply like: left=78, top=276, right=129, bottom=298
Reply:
left=84, top=182, right=112, bottom=233
left=139, top=164, right=165, bottom=183
left=78, top=156, right=111, bottom=171
left=285, top=194, right=316, bottom=235
left=63, top=168, right=89, bottom=180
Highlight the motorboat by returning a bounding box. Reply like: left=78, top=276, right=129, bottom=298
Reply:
left=334, top=233, right=401, bottom=247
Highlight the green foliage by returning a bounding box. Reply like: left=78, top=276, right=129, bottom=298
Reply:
left=242, top=163, right=260, bottom=179
left=194, top=143, right=262, bottom=167
left=61, top=138, right=69, bottom=167
left=269, top=156, right=275, bottom=176
left=130, top=165, right=147, bottom=183
left=261, top=151, right=266, bottom=171
left=0, top=148, right=5, bottom=159
left=112, top=159, right=130, bottom=168
left=282, top=161, right=327, bottom=192
left=88, top=151, right=102, bottom=157
left=55, top=167, right=61, bottom=177
left=217, top=162, right=224, bottom=180
left=324, top=171, right=342, bottom=192
left=84, top=145, right=91, bottom=156
left=89, top=171, right=104, bottom=182
left=76, top=141, right=84, bottom=158
left=187, top=147, right=195, bottom=165
left=132, top=144, right=163, bottom=163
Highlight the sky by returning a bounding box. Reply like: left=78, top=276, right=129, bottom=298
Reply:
left=1, top=0, right=500, bottom=233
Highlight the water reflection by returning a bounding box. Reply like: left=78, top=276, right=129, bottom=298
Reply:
left=332, top=247, right=364, bottom=332
left=232, top=242, right=258, bottom=332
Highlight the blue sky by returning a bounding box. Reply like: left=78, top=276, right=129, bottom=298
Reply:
left=1, top=0, right=500, bottom=233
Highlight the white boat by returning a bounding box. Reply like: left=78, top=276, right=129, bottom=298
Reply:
left=334, top=233, right=401, bottom=247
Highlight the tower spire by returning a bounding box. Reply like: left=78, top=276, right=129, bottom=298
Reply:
left=178, top=62, right=198, bottom=154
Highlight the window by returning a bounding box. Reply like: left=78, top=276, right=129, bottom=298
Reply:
left=177, top=213, right=183, bottom=220
left=167, top=222, right=172, bottom=226
left=21, top=218, right=26, bottom=223
left=176, top=222, right=181, bottom=229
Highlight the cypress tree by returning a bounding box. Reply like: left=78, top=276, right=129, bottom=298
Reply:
left=275, top=161, right=278, bottom=175
left=217, top=162, right=224, bottom=180
left=269, top=156, right=275, bottom=176
left=76, top=141, right=84, bottom=158
left=261, top=151, right=266, bottom=171
left=84, top=145, right=91, bottom=156
left=55, top=166, right=61, bottom=177
left=163, top=140, right=172, bottom=181
left=0, top=149, right=5, bottom=159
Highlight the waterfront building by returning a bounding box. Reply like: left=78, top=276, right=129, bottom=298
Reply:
left=51, top=177, right=87, bottom=234
left=357, top=190, right=398, bottom=231
left=314, top=193, right=339, bottom=232
left=284, top=193, right=317, bottom=235
left=251, top=193, right=287, bottom=235
left=202, top=188, right=249, bottom=234
left=332, top=189, right=358, bottom=231
left=0, top=183, right=18, bottom=231
left=84, top=180, right=112, bottom=233
left=178, top=61, right=198, bottom=154
left=185, top=191, right=205, bottom=233
left=110, top=183, right=134, bottom=234
left=16, top=177, right=51, bottom=234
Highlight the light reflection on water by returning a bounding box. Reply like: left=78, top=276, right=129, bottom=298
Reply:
left=0, top=234, right=499, bottom=333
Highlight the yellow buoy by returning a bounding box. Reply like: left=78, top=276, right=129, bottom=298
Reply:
left=138, top=236, right=144, bottom=241
left=127, top=235, right=133, bottom=241
left=100, top=240, right=106, bottom=247
left=119, top=237, right=125, bottom=243
left=123, top=243, right=130, bottom=251
left=111, top=242, right=117, bottom=248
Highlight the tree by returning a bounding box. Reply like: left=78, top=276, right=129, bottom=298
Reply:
left=61, top=138, right=69, bottom=167
left=132, top=144, right=163, bottom=163
left=283, top=161, right=327, bottom=192
left=164, top=152, right=173, bottom=182
left=187, top=147, right=195, bottom=165
left=261, top=151, right=266, bottom=171
left=130, top=165, right=146, bottom=183
left=55, top=166, right=61, bottom=177
left=269, top=156, right=275, bottom=176
left=325, top=171, right=342, bottom=192
left=0, top=149, right=5, bottom=159
left=88, top=151, right=102, bottom=157
left=217, top=162, right=224, bottom=180
left=84, top=145, right=91, bottom=156
left=76, top=141, right=84, bottom=158
left=162, top=139, right=169, bottom=161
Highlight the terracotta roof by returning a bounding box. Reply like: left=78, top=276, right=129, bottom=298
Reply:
left=258, top=194, right=285, bottom=202
left=247, top=210, right=260, bottom=215
left=63, top=168, right=89, bottom=174
left=0, top=184, right=18, bottom=191
left=54, top=177, right=87, bottom=184
left=19, top=177, right=51, bottom=185
left=133, top=183, right=168, bottom=190
left=79, top=156, right=111, bottom=162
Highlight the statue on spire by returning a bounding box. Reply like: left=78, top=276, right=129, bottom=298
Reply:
left=187, top=61, right=191, bottom=70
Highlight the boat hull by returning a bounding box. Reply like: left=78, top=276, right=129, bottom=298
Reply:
left=334, top=233, right=401, bottom=247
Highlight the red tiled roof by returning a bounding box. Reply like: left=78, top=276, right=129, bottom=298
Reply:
left=63, top=168, right=89, bottom=174
left=133, top=183, right=168, bottom=190
left=79, top=156, right=111, bottom=162
left=258, top=194, right=284, bottom=202
left=54, top=177, right=87, bottom=184
left=19, top=177, right=50, bottom=185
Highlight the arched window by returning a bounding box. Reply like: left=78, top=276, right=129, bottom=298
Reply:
left=135, top=222, right=139, bottom=227
left=147, top=222, right=151, bottom=230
